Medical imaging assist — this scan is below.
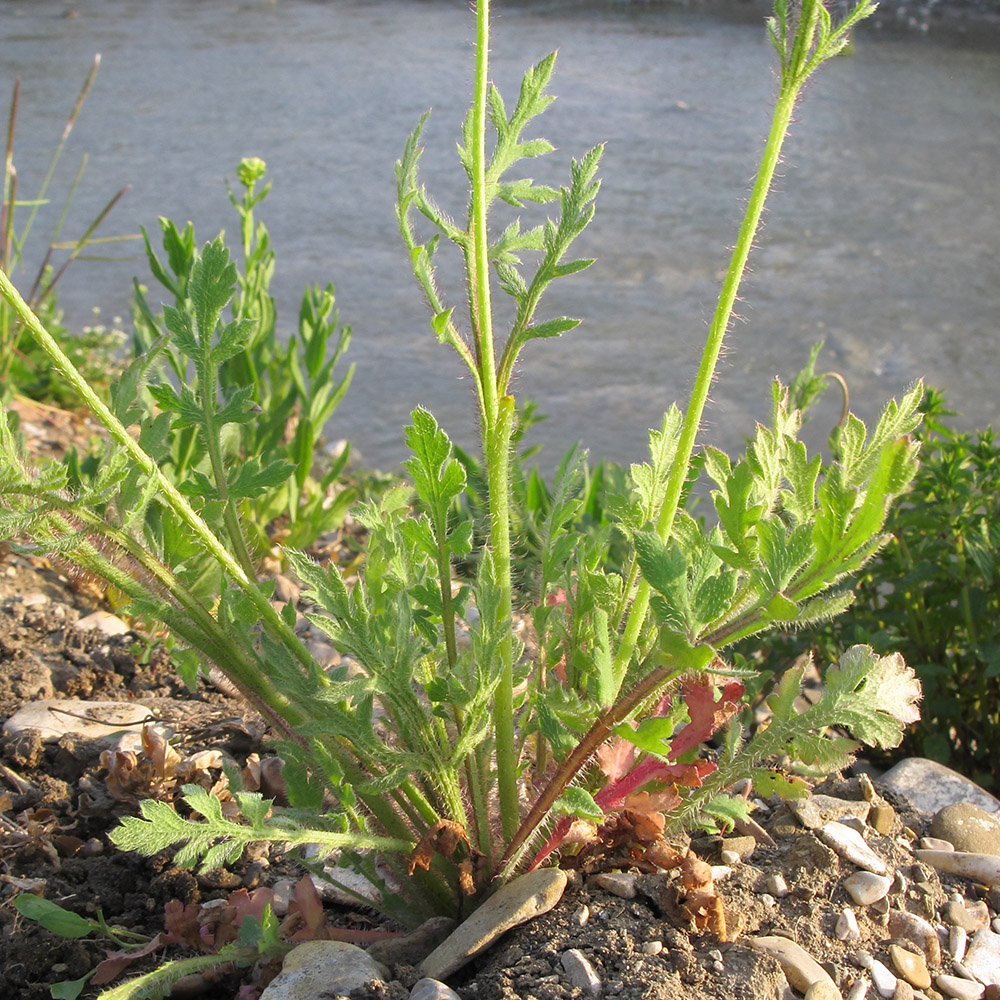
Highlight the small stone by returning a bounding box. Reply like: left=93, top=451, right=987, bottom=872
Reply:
left=561, top=948, right=602, bottom=997
left=748, top=936, right=842, bottom=998
left=914, top=851, right=1000, bottom=887
left=642, top=941, right=663, bottom=956
left=2, top=699, right=158, bottom=743
left=887, top=909, right=943, bottom=965
left=846, top=978, right=872, bottom=1000
left=259, top=941, right=388, bottom=999
left=791, top=795, right=872, bottom=829
left=722, top=835, right=758, bottom=859
left=74, top=610, right=130, bottom=635
left=920, top=838, right=957, bottom=852
left=880, top=759, right=1000, bottom=817
left=304, top=639, right=340, bottom=669
left=932, top=803, right=1000, bottom=857
left=819, top=821, right=888, bottom=874
left=935, top=975, right=985, bottom=1000
left=964, top=927, right=1000, bottom=986
left=889, top=945, right=931, bottom=989
left=767, top=873, right=790, bottom=898
left=592, top=871, right=637, bottom=899
left=892, top=980, right=915, bottom=1000
left=711, top=865, right=734, bottom=883
left=870, top=958, right=898, bottom=998
left=890, top=870, right=908, bottom=895
left=721, top=849, right=741, bottom=865
left=844, top=872, right=893, bottom=905
left=837, top=908, right=861, bottom=942
left=870, top=804, right=897, bottom=835
left=409, top=980, right=462, bottom=1000
left=366, top=917, right=456, bottom=968
left=807, top=982, right=844, bottom=1000
left=573, top=904, right=590, bottom=927
left=21, top=592, right=49, bottom=607
left=420, top=868, right=568, bottom=980
left=272, top=574, right=301, bottom=604
left=944, top=899, right=990, bottom=933
left=950, top=926, right=969, bottom=963
left=314, top=866, right=381, bottom=906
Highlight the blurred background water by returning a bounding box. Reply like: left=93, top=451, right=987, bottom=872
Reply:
left=2, top=0, right=998, bottom=470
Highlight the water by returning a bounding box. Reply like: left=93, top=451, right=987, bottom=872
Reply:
left=3, top=0, right=999, bottom=470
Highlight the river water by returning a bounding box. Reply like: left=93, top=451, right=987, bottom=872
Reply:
left=3, top=0, right=999, bottom=470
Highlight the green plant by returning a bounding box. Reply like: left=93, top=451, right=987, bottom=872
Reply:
left=768, top=388, right=1000, bottom=787
left=1, top=56, right=133, bottom=406
left=131, top=157, right=357, bottom=571
left=1, top=0, right=925, bottom=994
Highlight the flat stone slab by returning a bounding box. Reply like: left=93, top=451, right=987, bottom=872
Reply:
left=2, top=699, right=155, bottom=742
left=419, top=868, right=568, bottom=981
left=880, top=758, right=1000, bottom=816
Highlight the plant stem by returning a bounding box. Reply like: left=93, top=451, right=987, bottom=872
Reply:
left=613, top=60, right=802, bottom=691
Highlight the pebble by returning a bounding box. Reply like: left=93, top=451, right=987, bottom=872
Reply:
left=1, top=698, right=159, bottom=742
left=869, top=958, right=898, bottom=998
left=889, top=944, right=931, bottom=989
left=914, top=850, right=1000, bottom=887
left=921, top=838, right=957, bottom=853
left=837, top=908, right=862, bottom=942
left=887, top=909, right=943, bottom=965
left=768, top=873, right=790, bottom=898
left=844, top=872, right=893, bottom=905
left=808, top=982, right=846, bottom=1000
left=892, top=980, right=915, bottom=1000
left=73, top=610, right=130, bottom=635
left=573, top=904, right=590, bottom=927
left=880, top=759, right=1000, bottom=817
left=409, top=980, right=461, bottom=1000
left=313, top=866, right=382, bottom=907
left=944, top=899, right=991, bottom=932
left=819, top=821, right=889, bottom=874
left=561, top=948, right=602, bottom=997
left=642, top=941, right=664, bottom=956
left=591, top=872, right=638, bottom=899
left=870, top=804, right=897, bottom=835
left=964, top=927, right=1000, bottom=986
left=749, top=936, right=842, bottom=998
left=932, top=803, right=1000, bottom=857
left=419, top=868, right=568, bottom=980
left=951, top=926, right=970, bottom=962
left=935, top=975, right=985, bottom=1000
left=846, top=978, right=872, bottom=1000
left=259, top=941, right=388, bottom=1000
left=791, top=796, right=872, bottom=829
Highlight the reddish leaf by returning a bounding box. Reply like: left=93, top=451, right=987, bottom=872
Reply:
left=666, top=676, right=744, bottom=761
left=92, top=931, right=179, bottom=986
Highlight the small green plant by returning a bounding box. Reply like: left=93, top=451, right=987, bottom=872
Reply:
left=2, top=1, right=925, bottom=995
left=771, top=388, right=999, bottom=786
left=1, top=56, right=134, bottom=406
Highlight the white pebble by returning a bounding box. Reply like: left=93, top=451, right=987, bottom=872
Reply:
left=950, top=926, right=969, bottom=963
left=641, top=941, right=663, bottom=956
left=869, top=958, right=897, bottom=998
left=846, top=978, right=871, bottom=1000
left=837, top=908, right=861, bottom=941
left=767, top=873, right=790, bottom=898
left=844, top=872, right=893, bottom=906
left=934, top=974, right=984, bottom=1000
left=561, top=949, right=602, bottom=997
left=573, top=904, right=590, bottom=927
left=819, top=821, right=888, bottom=875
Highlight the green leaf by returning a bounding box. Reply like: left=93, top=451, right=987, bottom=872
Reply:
left=553, top=786, right=603, bottom=820
left=14, top=895, right=95, bottom=939
left=50, top=975, right=93, bottom=1000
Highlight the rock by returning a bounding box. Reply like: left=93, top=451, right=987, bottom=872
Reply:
left=767, top=873, right=790, bottom=898
left=2, top=698, right=158, bottom=742
left=807, top=982, right=843, bottom=1000
left=892, top=980, right=915, bottom=1000
left=837, top=908, right=861, bottom=942
left=419, top=868, right=568, bottom=980
left=641, top=941, right=664, bottom=956
left=843, top=872, right=893, bottom=905
left=951, top=926, right=969, bottom=963
left=591, top=872, right=638, bottom=899
left=748, top=936, right=842, bottom=998
left=932, top=803, right=1000, bottom=857
left=935, top=975, right=985, bottom=1000
left=304, top=639, right=340, bottom=669
left=880, top=759, right=1000, bottom=816
left=889, top=944, right=931, bottom=989
left=914, top=850, right=1000, bottom=886
left=561, top=948, right=602, bottom=996
left=870, top=958, right=898, bottom=998
left=313, top=866, right=382, bottom=907
left=409, top=979, right=461, bottom=1000
left=870, top=803, right=897, bottom=835
left=846, top=978, right=872, bottom=1000
left=259, top=941, right=388, bottom=999
left=272, top=574, right=301, bottom=604
left=887, top=909, right=943, bottom=965
left=74, top=610, right=130, bottom=635
left=964, top=927, right=1000, bottom=986
left=790, top=795, right=871, bottom=829
left=367, top=917, right=457, bottom=967
left=818, top=821, right=888, bottom=874
left=944, top=899, right=991, bottom=932
left=721, top=835, right=758, bottom=859
left=921, top=837, right=957, bottom=852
